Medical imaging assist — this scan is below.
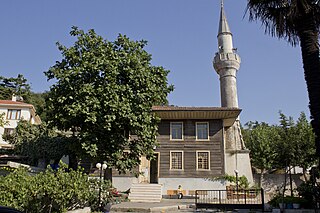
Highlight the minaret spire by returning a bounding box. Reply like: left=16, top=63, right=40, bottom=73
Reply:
left=218, top=0, right=231, bottom=35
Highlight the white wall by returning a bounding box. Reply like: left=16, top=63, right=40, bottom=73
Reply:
left=112, top=177, right=139, bottom=191
left=159, top=178, right=226, bottom=195
left=0, top=107, right=32, bottom=144
left=112, top=177, right=227, bottom=195
left=253, top=173, right=305, bottom=202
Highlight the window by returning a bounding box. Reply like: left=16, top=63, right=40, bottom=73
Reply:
left=197, top=151, right=210, bottom=170
left=170, top=122, right=183, bottom=140
left=196, top=122, right=209, bottom=140
left=4, top=128, right=14, bottom=136
left=170, top=151, right=183, bottom=170
left=7, top=109, right=21, bottom=120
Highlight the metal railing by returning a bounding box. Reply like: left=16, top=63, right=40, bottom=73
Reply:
left=195, top=188, right=264, bottom=211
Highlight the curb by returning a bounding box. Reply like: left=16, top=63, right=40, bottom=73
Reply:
left=111, top=204, right=191, bottom=212
left=150, top=205, right=178, bottom=212
left=111, top=207, right=150, bottom=212
left=67, top=207, right=91, bottom=213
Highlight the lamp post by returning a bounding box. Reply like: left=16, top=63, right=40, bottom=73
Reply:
left=234, top=169, right=239, bottom=201
left=96, top=162, right=107, bottom=210
left=234, top=169, right=239, bottom=192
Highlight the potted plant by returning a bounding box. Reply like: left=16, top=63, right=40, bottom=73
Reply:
left=283, top=196, right=306, bottom=209
left=268, top=194, right=286, bottom=209
left=269, top=194, right=307, bottom=210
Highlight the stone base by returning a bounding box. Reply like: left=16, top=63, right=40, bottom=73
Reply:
left=225, top=150, right=253, bottom=184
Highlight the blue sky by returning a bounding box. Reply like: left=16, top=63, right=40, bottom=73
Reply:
left=0, top=0, right=309, bottom=125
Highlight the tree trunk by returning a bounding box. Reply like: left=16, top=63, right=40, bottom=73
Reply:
left=303, top=167, right=308, bottom=182
left=282, top=167, right=288, bottom=211
left=289, top=167, right=293, bottom=197
left=297, top=16, right=320, bottom=158
left=68, top=153, right=78, bottom=170
left=259, top=168, right=265, bottom=188
left=104, top=168, right=113, bottom=184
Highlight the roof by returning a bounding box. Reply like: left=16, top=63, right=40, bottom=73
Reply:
left=218, top=1, right=231, bottom=35
left=152, top=106, right=241, bottom=124
left=0, top=100, right=33, bottom=108
left=152, top=106, right=240, bottom=111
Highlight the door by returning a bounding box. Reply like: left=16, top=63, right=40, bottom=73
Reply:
left=150, top=153, right=159, bottom=184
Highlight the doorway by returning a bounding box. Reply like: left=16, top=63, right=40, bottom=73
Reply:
left=150, top=153, right=159, bottom=183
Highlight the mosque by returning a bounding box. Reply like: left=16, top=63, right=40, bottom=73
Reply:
left=112, top=2, right=253, bottom=202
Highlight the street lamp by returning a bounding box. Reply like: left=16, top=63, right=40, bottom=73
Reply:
left=234, top=169, right=239, bottom=200
left=96, top=162, right=107, bottom=210
left=234, top=169, right=239, bottom=192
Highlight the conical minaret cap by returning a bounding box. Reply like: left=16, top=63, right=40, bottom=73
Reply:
left=218, top=1, right=231, bottom=35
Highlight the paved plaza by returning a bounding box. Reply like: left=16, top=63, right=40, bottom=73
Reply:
left=110, top=198, right=196, bottom=212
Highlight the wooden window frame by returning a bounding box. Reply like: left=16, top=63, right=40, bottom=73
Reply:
left=170, top=151, right=184, bottom=170
left=170, top=122, right=183, bottom=141
left=196, top=122, right=209, bottom=141
left=7, top=109, right=21, bottom=120
left=196, top=151, right=210, bottom=171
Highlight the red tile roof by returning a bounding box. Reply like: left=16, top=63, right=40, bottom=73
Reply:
left=0, top=100, right=33, bottom=107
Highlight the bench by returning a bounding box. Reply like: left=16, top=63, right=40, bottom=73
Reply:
left=167, top=190, right=186, bottom=198
left=188, top=190, right=196, bottom=196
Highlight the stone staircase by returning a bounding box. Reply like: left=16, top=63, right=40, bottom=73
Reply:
left=128, top=183, right=162, bottom=202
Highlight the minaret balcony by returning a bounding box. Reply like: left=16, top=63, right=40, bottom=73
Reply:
left=213, top=52, right=241, bottom=72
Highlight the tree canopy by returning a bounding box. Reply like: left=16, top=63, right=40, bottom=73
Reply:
left=243, top=112, right=316, bottom=188
left=243, top=112, right=316, bottom=173
left=277, top=112, right=316, bottom=170
left=243, top=122, right=279, bottom=173
left=0, top=74, right=31, bottom=100
left=45, top=27, right=173, bottom=172
left=4, top=120, right=68, bottom=166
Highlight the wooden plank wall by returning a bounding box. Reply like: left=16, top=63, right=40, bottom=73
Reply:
left=156, top=119, right=224, bottom=178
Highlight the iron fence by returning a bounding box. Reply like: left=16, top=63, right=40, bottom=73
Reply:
left=195, top=188, right=264, bottom=211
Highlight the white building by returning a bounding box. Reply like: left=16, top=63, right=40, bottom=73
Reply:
left=0, top=95, right=41, bottom=148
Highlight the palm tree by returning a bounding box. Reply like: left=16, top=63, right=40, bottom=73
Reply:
left=246, top=0, right=320, bottom=158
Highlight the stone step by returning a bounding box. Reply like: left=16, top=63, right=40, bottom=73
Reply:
left=131, top=183, right=161, bottom=188
left=129, top=183, right=162, bottom=203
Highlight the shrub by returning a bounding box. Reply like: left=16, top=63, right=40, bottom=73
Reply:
left=0, top=165, right=104, bottom=213
left=268, top=194, right=308, bottom=208
left=208, top=174, right=250, bottom=189
left=297, top=180, right=320, bottom=208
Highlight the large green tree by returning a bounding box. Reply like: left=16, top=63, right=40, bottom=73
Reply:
left=45, top=27, right=173, bottom=172
left=276, top=112, right=316, bottom=171
left=294, top=112, right=317, bottom=172
left=246, top=0, right=320, bottom=157
left=277, top=112, right=316, bottom=195
left=243, top=121, right=280, bottom=187
left=244, top=112, right=316, bottom=194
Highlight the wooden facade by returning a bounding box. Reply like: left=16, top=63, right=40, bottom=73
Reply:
left=155, top=119, right=224, bottom=178
left=112, top=106, right=242, bottom=186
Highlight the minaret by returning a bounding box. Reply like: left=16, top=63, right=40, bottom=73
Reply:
left=213, top=1, right=240, bottom=108
left=213, top=1, right=253, bottom=183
